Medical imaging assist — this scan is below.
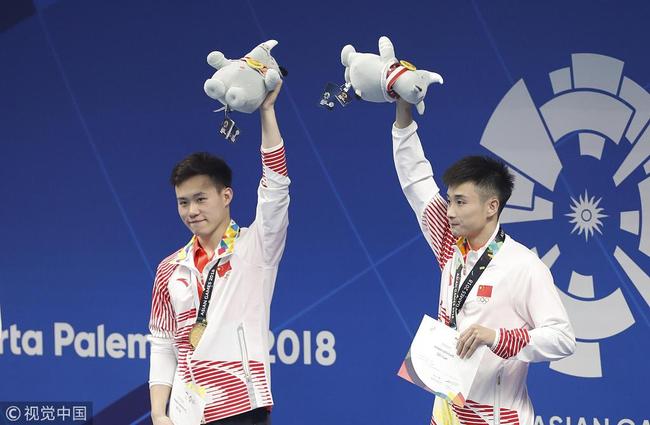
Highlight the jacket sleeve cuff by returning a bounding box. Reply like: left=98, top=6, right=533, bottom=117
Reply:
left=491, top=328, right=530, bottom=359
left=261, top=141, right=288, bottom=187
left=392, top=121, right=418, bottom=140
left=148, top=336, right=176, bottom=387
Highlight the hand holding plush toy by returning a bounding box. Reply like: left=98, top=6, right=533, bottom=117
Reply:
left=204, top=40, right=285, bottom=114
left=340, top=36, right=443, bottom=114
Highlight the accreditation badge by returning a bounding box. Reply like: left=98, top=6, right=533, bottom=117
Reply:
left=319, top=82, right=339, bottom=110
left=219, top=116, right=240, bottom=143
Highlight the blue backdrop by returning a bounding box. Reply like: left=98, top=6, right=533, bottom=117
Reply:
left=1, top=1, right=648, bottom=424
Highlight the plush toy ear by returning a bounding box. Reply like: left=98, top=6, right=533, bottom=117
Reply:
left=341, top=44, right=356, bottom=67
left=207, top=51, right=227, bottom=70
left=378, top=36, right=395, bottom=61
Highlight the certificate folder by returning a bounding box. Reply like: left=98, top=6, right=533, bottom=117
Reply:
left=397, top=315, right=486, bottom=408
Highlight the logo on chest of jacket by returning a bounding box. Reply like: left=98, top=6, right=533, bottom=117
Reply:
left=476, top=285, right=493, bottom=304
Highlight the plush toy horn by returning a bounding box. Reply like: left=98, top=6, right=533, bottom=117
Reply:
left=428, top=71, right=444, bottom=85
left=262, top=40, right=278, bottom=50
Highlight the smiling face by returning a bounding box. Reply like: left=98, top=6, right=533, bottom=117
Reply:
left=175, top=175, right=233, bottom=241
left=446, top=181, right=499, bottom=241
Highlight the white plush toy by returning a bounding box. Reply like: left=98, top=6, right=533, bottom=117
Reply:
left=341, top=36, right=443, bottom=114
left=204, top=40, right=283, bottom=113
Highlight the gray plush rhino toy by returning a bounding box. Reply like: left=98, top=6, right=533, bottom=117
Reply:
left=341, top=36, right=443, bottom=114
left=204, top=40, right=283, bottom=113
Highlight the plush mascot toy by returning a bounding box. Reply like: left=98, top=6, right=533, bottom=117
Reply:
left=204, top=40, right=284, bottom=113
left=340, top=36, right=443, bottom=114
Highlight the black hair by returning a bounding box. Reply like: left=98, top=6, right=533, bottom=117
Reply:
left=442, top=155, right=514, bottom=215
left=170, top=152, right=232, bottom=189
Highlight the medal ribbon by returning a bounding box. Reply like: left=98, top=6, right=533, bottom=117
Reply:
left=195, top=259, right=221, bottom=326
left=448, top=227, right=505, bottom=329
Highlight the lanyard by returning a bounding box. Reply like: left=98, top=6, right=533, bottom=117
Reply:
left=448, top=227, right=505, bottom=329
left=196, top=259, right=221, bottom=325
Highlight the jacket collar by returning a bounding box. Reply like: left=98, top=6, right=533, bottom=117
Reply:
left=454, top=221, right=502, bottom=259
left=172, top=220, right=240, bottom=266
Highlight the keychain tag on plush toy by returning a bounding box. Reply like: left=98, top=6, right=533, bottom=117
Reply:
left=219, top=107, right=240, bottom=143
left=335, top=83, right=354, bottom=106
left=319, top=83, right=339, bottom=110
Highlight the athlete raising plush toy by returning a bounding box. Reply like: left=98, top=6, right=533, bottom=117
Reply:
left=340, top=36, right=443, bottom=115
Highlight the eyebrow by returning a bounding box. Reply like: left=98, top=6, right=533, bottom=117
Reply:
left=177, top=191, right=207, bottom=201
left=447, top=194, right=468, bottom=199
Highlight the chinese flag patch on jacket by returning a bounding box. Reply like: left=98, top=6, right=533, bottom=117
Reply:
left=217, top=261, right=232, bottom=277
left=477, top=285, right=493, bottom=298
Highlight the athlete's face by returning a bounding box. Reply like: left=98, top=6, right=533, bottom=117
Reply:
left=175, top=175, right=233, bottom=240
left=446, top=182, right=499, bottom=240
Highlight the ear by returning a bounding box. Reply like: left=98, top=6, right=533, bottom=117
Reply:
left=221, top=187, right=234, bottom=207
left=486, top=197, right=500, bottom=219
left=341, top=44, right=356, bottom=67
left=207, top=51, right=227, bottom=70
left=378, top=36, right=395, bottom=60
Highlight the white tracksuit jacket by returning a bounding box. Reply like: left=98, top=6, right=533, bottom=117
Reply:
left=148, top=143, right=289, bottom=423
left=393, top=122, right=575, bottom=425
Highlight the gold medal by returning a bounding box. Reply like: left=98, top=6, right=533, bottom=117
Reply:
left=245, top=57, right=264, bottom=70
left=189, top=321, right=207, bottom=349
left=400, top=60, right=417, bottom=71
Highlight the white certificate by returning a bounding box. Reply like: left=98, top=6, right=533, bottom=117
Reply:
left=397, top=314, right=486, bottom=407
left=169, top=373, right=207, bottom=425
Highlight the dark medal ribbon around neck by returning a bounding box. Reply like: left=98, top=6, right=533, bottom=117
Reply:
left=448, top=227, right=506, bottom=329
left=189, top=258, right=221, bottom=349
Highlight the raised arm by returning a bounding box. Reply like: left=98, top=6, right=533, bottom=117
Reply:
left=393, top=99, right=454, bottom=270
left=251, top=81, right=290, bottom=266
left=261, top=80, right=284, bottom=150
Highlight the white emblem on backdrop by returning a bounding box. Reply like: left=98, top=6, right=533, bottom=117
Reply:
left=480, top=53, right=650, bottom=378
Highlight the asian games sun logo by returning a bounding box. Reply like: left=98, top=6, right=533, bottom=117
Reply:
left=480, top=53, right=650, bottom=378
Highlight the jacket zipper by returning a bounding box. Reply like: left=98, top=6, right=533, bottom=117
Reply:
left=237, top=324, right=252, bottom=379
left=493, top=367, right=503, bottom=425
left=237, top=323, right=258, bottom=408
